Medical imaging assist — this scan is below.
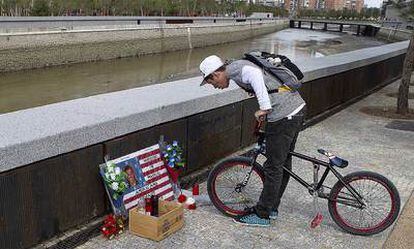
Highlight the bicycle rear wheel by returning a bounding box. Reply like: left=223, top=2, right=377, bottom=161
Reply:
left=328, top=171, right=400, bottom=235
left=207, top=157, right=264, bottom=218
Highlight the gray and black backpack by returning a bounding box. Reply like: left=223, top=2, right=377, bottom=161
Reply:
left=244, top=51, right=303, bottom=91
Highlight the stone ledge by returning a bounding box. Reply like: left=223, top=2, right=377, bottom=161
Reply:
left=299, top=40, right=409, bottom=82
left=0, top=41, right=408, bottom=172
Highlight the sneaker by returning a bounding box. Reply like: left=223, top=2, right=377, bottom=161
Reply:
left=269, top=210, right=279, bottom=220
left=233, top=213, right=270, bottom=227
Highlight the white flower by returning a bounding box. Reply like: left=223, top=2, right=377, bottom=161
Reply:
left=111, top=182, right=119, bottom=191
left=105, top=173, right=110, bottom=179
left=107, top=166, right=114, bottom=173
left=115, top=167, right=121, bottom=175
left=110, top=173, right=116, bottom=180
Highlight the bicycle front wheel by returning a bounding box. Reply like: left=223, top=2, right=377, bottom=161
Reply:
left=328, top=171, right=400, bottom=235
left=207, top=157, right=264, bottom=218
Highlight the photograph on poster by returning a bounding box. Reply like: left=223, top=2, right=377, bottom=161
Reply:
left=99, top=144, right=174, bottom=216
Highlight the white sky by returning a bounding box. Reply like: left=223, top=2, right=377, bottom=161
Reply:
left=364, top=0, right=384, bottom=8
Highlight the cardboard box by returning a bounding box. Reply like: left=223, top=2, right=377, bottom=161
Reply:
left=129, top=200, right=184, bottom=241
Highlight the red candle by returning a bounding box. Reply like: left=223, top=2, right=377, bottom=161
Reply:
left=145, top=197, right=152, bottom=215
left=192, top=184, right=199, bottom=196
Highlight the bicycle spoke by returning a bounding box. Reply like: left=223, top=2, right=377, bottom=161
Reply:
left=364, top=206, right=385, bottom=223
left=212, top=162, right=263, bottom=215
left=364, top=182, right=382, bottom=200
left=216, top=178, right=238, bottom=189
left=332, top=175, right=396, bottom=232
left=338, top=207, right=360, bottom=221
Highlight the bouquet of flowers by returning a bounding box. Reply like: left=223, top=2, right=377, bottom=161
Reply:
left=102, top=162, right=128, bottom=200
left=162, top=140, right=185, bottom=195
left=100, top=214, right=125, bottom=239
left=163, top=140, right=185, bottom=170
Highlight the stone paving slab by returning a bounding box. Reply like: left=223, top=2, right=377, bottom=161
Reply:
left=384, top=190, right=414, bottom=249
left=75, top=80, right=414, bottom=249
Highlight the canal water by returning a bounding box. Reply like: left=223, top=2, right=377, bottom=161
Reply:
left=0, top=28, right=386, bottom=114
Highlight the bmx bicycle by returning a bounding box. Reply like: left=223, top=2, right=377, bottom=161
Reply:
left=207, top=121, right=400, bottom=235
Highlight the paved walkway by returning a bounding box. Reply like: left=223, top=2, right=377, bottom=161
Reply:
left=384, top=190, right=414, bottom=249
left=76, top=80, right=414, bottom=249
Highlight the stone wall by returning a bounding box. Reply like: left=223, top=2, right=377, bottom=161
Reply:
left=0, top=41, right=409, bottom=249
left=377, top=27, right=413, bottom=42
left=0, top=20, right=287, bottom=72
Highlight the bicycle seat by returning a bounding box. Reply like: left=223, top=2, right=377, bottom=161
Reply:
left=317, top=149, right=348, bottom=168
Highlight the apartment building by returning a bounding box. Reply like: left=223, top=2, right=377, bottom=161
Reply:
left=325, top=0, right=364, bottom=12
left=288, top=0, right=364, bottom=11
left=303, top=0, right=319, bottom=8
left=231, top=0, right=363, bottom=12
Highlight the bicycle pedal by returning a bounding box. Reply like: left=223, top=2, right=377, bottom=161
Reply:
left=310, top=213, right=323, bottom=229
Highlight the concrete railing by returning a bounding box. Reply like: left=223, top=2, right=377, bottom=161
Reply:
left=0, top=41, right=409, bottom=249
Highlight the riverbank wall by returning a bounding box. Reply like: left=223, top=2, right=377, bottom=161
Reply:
left=0, top=18, right=288, bottom=73
left=377, top=27, right=413, bottom=41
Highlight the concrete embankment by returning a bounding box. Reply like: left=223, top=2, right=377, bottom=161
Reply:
left=377, top=27, right=413, bottom=41
left=0, top=19, right=288, bottom=72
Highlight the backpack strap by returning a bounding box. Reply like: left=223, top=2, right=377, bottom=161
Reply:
left=238, top=85, right=279, bottom=94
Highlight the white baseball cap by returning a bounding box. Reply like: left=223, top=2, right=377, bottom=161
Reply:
left=199, top=55, right=224, bottom=86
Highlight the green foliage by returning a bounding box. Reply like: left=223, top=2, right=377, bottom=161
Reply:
left=395, top=0, right=414, bottom=19
left=0, top=0, right=288, bottom=17
left=32, top=0, right=50, bottom=16
left=395, top=0, right=404, bottom=9
left=1, top=0, right=32, bottom=16
left=406, top=1, right=414, bottom=17
left=103, top=162, right=128, bottom=200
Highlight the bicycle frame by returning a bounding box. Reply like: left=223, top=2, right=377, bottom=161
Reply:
left=249, top=129, right=365, bottom=208
left=208, top=121, right=400, bottom=235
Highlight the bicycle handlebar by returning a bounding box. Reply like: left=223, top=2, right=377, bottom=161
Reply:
left=254, top=120, right=263, bottom=136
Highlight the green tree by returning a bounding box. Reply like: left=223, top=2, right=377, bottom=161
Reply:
left=411, top=2, right=414, bottom=15
left=31, top=0, right=50, bottom=16
left=0, top=0, right=287, bottom=17
left=397, top=32, right=414, bottom=115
